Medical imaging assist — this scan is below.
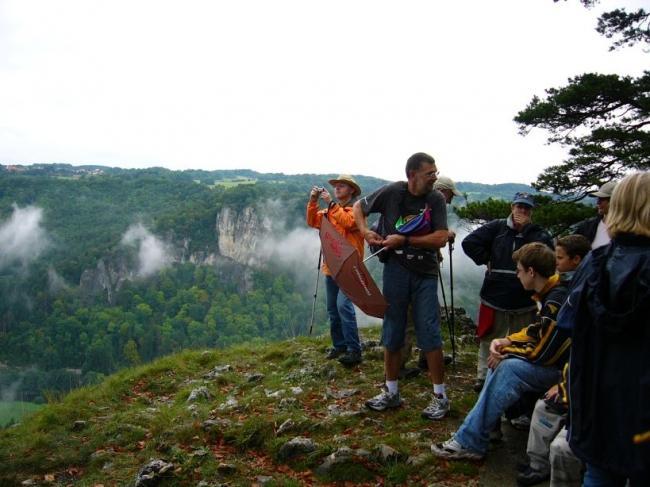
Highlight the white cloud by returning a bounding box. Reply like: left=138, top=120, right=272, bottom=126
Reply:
left=121, top=223, right=172, bottom=277
left=0, top=0, right=646, bottom=184
left=47, top=267, right=70, bottom=294
left=260, top=226, right=322, bottom=271
left=0, top=205, right=49, bottom=270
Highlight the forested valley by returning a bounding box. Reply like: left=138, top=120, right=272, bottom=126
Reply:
left=0, top=164, right=587, bottom=422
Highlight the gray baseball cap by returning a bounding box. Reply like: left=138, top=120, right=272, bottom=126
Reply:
left=434, top=176, right=461, bottom=196
left=590, top=181, right=617, bottom=198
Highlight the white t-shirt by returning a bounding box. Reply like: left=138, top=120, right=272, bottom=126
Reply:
left=592, top=219, right=611, bottom=249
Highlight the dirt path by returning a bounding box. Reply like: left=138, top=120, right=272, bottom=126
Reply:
left=479, top=421, right=550, bottom=487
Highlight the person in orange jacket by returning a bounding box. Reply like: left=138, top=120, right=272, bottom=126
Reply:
left=306, top=175, right=364, bottom=366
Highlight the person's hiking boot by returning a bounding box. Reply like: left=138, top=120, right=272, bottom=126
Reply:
left=516, top=461, right=531, bottom=473
left=365, top=388, right=403, bottom=411
left=325, top=347, right=346, bottom=360
left=510, top=414, right=532, bottom=430
left=421, top=393, right=450, bottom=420
left=516, top=465, right=550, bottom=486
left=338, top=351, right=362, bottom=367
left=431, top=437, right=484, bottom=461
left=473, top=378, right=485, bottom=393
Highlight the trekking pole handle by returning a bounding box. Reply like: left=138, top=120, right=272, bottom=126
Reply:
left=362, top=246, right=388, bottom=263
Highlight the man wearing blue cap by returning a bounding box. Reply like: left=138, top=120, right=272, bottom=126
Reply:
left=462, top=192, right=554, bottom=392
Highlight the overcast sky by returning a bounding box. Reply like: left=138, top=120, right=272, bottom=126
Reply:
left=0, top=0, right=646, bottom=184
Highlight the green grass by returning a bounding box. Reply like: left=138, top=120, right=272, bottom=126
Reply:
left=211, top=177, right=257, bottom=188
left=0, top=401, right=43, bottom=427
left=0, top=325, right=483, bottom=485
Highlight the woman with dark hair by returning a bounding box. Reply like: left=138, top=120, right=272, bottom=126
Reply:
left=568, top=171, right=650, bottom=486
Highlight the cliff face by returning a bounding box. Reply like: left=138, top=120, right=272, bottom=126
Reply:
left=79, top=254, right=135, bottom=305
left=79, top=205, right=268, bottom=303
left=215, top=206, right=273, bottom=268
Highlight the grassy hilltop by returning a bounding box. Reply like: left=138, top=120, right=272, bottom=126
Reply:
left=0, top=322, right=489, bottom=486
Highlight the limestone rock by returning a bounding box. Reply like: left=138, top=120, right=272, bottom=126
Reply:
left=202, top=418, right=232, bottom=432
left=216, top=206, right=272, bottom=267
left=315, top=447, right=370, bottom=475
left=276, top=419, right=295, bottom=436
left=407, top=453, right=430, bottom=467
left=134, top=459, right=174, bottom=486
left=373, top=444, right=405, bottom=463
left=217, top=397, right=239, bottom=411
left=187, top=386, right=211, bottom=403
left=278, top=397, right=297, bottom=409
left=203, top=365, right=233, bottom=379
left=264, top=389, right=284, bottom=399
left=246, top=373, right=265, bottom=383
left=325, top=387, right=358, bottom=399
left=277, top=436, right=316, bottom=460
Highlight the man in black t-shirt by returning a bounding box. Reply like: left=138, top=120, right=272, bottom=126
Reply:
left=352, top=152, right=451, bottom=420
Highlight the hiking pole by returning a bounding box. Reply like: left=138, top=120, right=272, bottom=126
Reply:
left=437, top=253, right=456, bottom=366
left=362, top=246, right=388, bottom=264
left=308, top=249, right=323, bottom=335
left=448, top=241, right=457, bottom=365
left=437, top=253, right=453, bottom=359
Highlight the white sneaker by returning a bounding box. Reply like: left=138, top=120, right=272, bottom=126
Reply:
left=510, top=414, right=532, bottom=430
left=421, top=393, right=450, bottom=420
left=364, top=388, right=403, bottom=411
left=431, top=437, right=484, bottom=461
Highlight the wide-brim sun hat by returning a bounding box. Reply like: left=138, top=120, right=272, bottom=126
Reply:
left=328, top=174, right=361, bottom=197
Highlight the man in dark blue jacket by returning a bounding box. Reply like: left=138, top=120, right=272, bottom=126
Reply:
left=572, top=180, right=617, bottom=249
left=462, top=192, right=553, bottom=391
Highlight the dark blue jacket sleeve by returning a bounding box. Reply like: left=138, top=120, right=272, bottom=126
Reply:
left=461, top=219, right=502, bottom=266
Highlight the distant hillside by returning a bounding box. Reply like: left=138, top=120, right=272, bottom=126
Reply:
left=0, top=163, right=390, bottom=195
left=2, top=163, right=535, bottom=201
left=455, top=182, right=538, bottom=204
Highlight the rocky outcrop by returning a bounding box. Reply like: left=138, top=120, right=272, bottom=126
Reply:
left=215, top=206, right=273, bottom=268
left=79, top=205, right=271, bottom=304
left=277, top=437, right=317, bottom=460
left=134, top=459, right=174, bottom=486
left=79, top=253, right=135, bottom=305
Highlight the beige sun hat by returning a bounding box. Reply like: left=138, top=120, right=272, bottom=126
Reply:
left=328, top=174, right=361, bottom=197
left=433, top=175, right=462, bottom=196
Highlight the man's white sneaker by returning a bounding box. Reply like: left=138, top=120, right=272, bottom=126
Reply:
left=431, top=437, right=484, bottom=461
left=364, top=388, right=403, bottom=411
left=421, top=393, right=450, bottom=420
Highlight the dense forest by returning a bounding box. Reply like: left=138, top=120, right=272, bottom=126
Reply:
left=0, top=165, right=390, bottom=403
left=0, top=164, right=585, bottom=406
